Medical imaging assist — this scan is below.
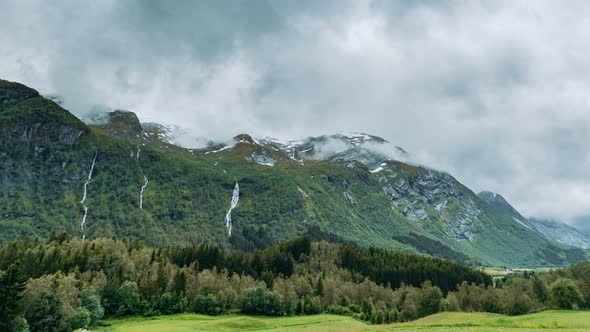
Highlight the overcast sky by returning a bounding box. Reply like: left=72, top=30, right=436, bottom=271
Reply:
left=1, top=0, right=590, bottom=225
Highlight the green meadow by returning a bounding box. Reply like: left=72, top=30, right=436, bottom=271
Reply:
left=95, top=310, right=590, bottom=332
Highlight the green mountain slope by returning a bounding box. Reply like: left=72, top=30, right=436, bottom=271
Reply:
left=0, top=79, right=584, bottom=267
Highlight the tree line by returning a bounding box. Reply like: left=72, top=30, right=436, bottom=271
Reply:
left=0, top=234, right=588, bottom=331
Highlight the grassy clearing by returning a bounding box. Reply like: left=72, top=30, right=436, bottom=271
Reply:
left=386, top=310, right=590, bottom=331
left=95, top=310, right=590, bottom=332
left=94, top=314, right=368, bottom=332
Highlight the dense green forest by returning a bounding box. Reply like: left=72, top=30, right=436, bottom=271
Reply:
left=0, top=236, right=588, bottom=332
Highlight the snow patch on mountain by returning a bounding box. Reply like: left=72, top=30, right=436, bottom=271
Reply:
left=245, top=153, right=276, bottom=166
left=205, top=145, right=232, bottom=154
left=513, top=216, right=532, bottom=230
left=142, top=122, right=211, bottom=147
left=370, top=163, right=388, bottom=173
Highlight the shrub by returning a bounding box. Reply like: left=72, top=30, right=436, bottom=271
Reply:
left=480, top=288, right=503, bottom=313
left=325, top=305, right=351, bottom=316
left=303, top=296, right=322, bottom=315
left=193, top=292, right=230, bottom=315
left=66, top=308, right=91, bottom=331
left=116, top=281, right=141, bottom=316
left=504, top=291, right=532, bottom=316
left=418, top=281, right=443, bottom=317
left=10, top=316, right=29, bottom=332
left=240, top=287, right=287, bottom=316
left=444, top=293, right=461, bottom=312
left=80, top=287, right=104, bottom=326
left=551, top=278, right=583, bottom=310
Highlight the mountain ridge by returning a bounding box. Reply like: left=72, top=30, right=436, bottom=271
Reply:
left=478, top=190, right=590, bottom=249
left=0, top=79, right=587, bottom=267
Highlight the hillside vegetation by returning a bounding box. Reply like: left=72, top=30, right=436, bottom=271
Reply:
left=0, top=79, right=585, bottom=268
left=1, top=236, right=589, bottom=331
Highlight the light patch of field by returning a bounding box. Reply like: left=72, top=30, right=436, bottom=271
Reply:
left=483, top=268, right=512, bottom=276
left=483, top=267, right=559, bottom=277
left=382, top=310, right=590, bottom=331
left=95, top=310, right=590, bottom=332
left=95, top=313, right=369, bottom=332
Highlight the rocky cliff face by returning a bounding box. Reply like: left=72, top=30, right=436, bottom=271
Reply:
left=0, top=119, right=85, bottom=150
left=379, top=165, right=481, bottom=241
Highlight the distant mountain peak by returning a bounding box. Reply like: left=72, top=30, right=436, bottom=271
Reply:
left=233, top=134, right=257, bottom=144
left=479, top=190, right=590, bottom=249
left=188, top=131, right=408, bottom=169
left=478, top=191, right=527, bottom=222
left=110, top=110, right=142, bottom=130
left=330, top=132, right=389, bottom=145
left=527, top=218, right=590, bottom=249
left=94, top=110, right=145, bottom=139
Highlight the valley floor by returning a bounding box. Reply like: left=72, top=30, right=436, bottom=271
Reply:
left=94, top=310, right=590, bottom=332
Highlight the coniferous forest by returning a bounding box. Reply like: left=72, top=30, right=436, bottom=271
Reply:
left=0, top=235, right=589, bottom=332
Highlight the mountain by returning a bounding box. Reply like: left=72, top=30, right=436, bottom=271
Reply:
left=477, top=191, right=526, bottom=222
left=477, top=191, right=533, bottom=230
left=0, top=79, right=587, bottom=267
left=526, top=218, right=590, bottom=249
left=581, top=227, right=590, bottom=239
left=573, top=218, right=590, bottom=238
left=478, top=191, right=590, bottom=249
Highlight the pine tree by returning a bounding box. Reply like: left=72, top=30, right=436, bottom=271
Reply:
left=316, top=276, right=324, bottom=297
left=0, top=261, right=27, bottom=331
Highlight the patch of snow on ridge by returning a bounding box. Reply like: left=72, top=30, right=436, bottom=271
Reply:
left=434, top=200, right=448, bottom=213
left=513, top=217, right=532, bottom=230
left=261, top=137, right=305, bottom=161
left=340, top=132, right=374, bottom=145
left=370, top=162, right=388, bottom=173
left=205, top=145, right=232, bottom=154
left=245, top=153, right=276, bottom=166
left=142, top=122, right=212, bottom=148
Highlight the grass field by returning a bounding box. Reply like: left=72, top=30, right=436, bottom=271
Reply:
left=94, top=310, right=590, bottom=332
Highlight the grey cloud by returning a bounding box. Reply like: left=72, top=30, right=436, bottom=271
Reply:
left=1, top=0, right=590, bottom=225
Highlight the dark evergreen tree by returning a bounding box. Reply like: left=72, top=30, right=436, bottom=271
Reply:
left=0, top=262, right=27, bottom=332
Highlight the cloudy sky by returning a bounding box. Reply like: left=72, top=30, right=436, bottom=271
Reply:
left=1, top=0, right=590, bottom=226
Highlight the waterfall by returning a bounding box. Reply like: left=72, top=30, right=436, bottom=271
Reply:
left=80, top=151, right=97, bottom=240
left=140, top=175, right=149, bottom=209
left=224, top=182, right=240, bottom=236
left=137, top=146, right=149, bottom=209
